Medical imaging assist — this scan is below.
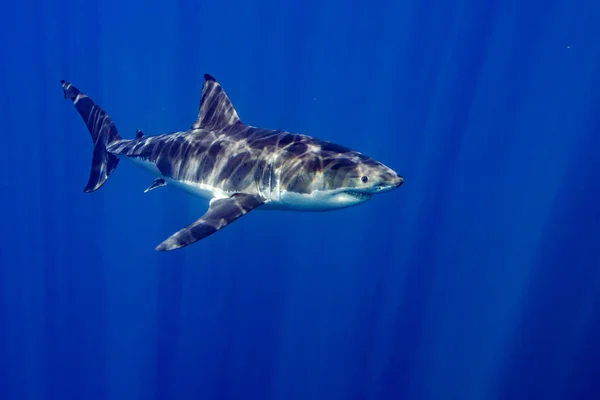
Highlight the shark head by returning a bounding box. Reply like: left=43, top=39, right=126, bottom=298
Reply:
left=278, top=142, right=404, bottom=211
left=319, top=151, right=403, bottom=207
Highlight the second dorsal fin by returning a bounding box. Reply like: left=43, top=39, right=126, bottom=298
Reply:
left=192, top=74, right=241, bottom=131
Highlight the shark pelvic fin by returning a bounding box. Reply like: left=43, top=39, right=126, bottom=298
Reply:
left=155, top=193, right=263, bottom=251
left=192, top=74, right=241, bottom=131
left=144, top=178, right=166, bottom=193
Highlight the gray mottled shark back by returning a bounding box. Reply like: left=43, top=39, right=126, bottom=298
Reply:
left=61, top=74, right=404, bottom=251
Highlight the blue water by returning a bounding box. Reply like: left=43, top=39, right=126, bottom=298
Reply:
left=1, top=0, right=600, bottom=399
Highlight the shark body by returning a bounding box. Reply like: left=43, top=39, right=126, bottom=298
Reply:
left=61, top=74, right=403, bottom=251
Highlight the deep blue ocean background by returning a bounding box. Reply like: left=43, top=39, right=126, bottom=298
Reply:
left=1, top=0, right=600, bottom=399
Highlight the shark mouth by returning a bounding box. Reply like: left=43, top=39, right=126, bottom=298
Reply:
left=345, top=191, right=372, bottom=200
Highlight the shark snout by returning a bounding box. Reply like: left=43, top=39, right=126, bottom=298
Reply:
left=383, top=170, right=403, bottom=190
left=394, top=175, right=404, bottom=188
left=371, top=172, right=403, bottom=193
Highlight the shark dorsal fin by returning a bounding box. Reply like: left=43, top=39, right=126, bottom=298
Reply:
left=192, top=74, right=241, bottom=131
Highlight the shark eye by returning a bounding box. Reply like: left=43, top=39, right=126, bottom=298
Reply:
left=361, top=176, right=369, bottom=183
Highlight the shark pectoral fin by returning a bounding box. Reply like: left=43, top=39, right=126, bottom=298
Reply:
left=155, top=193, right=263, bottom=251
left=144, top=178, right=166, bottom=193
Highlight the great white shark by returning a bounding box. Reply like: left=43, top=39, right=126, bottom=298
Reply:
left=61, top=74, right=404, bottom=251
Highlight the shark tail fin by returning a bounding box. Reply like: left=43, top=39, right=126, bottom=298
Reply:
left=61, top=80, right=121, bottom=192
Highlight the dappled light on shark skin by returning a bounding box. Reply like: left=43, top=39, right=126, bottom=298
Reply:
left=61, top=74, right=404, bottom=251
